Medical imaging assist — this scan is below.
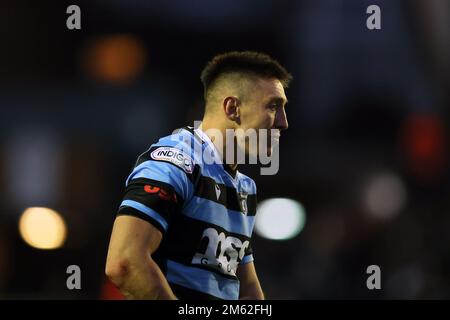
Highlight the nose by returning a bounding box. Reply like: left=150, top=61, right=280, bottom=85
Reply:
left=275, top=107, right=288, bottom=131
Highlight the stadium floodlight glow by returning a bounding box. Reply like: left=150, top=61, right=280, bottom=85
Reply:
left=255, top=198, right=305, bottom=240
left=19, top=207, right=67, bottom=250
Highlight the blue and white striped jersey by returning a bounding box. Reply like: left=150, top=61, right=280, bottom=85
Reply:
left=117, top=126, right=257, bottom=300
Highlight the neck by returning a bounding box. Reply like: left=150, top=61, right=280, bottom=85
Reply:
left=199, top=119, right=238, bottom=172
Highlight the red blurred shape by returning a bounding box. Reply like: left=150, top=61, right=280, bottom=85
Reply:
left=99, top=277, right=125, bottom=300
left=401, top=113, right=447, bottom=181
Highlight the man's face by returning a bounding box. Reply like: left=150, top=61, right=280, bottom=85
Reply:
left=237, top=77, right=288, bottom=158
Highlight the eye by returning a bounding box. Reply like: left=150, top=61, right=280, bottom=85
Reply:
left=268, top=103, right=278, bottom=111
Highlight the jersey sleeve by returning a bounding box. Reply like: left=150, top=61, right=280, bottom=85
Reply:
left=117, top=135, right=198, bottom=235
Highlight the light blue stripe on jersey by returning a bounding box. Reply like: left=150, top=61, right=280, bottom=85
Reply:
left=128, top=160, right=194, bottom=202
left=240, top=254, right=254, bottom=265
left=166, top=260, right=239, bottom=300
left=183, top=196, right=255, bottom=237
left=120, top=199, right=169, bottom=231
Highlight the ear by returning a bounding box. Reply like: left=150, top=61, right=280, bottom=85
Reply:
left=223, top=96, right=241, bottom=122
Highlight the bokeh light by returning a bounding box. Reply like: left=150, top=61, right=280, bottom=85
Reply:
left=81, top=34, right=147, bottom=84
left=362, top=172, right=407, bottom=219
left=400, top=113, right=447, bottom=180
left=19, top=207, right=67, bottom=250
left=255, top=198, right=306, bottom=240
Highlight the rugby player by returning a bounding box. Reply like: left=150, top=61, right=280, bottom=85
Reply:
left=105, top=51, right=291, bottom=300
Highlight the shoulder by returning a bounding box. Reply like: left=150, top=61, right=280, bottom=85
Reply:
left=134, top=127, right=203, bottom=175
left=125, top=127, right=203, bottom=201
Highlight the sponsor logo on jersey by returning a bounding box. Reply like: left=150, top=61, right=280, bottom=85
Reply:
left=192, top=227, right=249, bottom=277
left=144, top=184, right=178, bottom=203
left=150, top=147, right=194, bottom=174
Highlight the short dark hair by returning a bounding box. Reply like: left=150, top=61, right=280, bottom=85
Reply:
left=200, top=51, right=292, bottom=99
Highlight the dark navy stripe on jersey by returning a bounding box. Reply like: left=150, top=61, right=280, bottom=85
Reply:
left=183, top=197, right=255, bottom=237
left=117, top=206, right=167, bottom=235
left=129, top=160, right=195, bottom=203
left=165, top=259, right=239, bottom=300
left=121, top=177, right=181, bottom=226
left=132, top=160, right=256, bottom=218
left=195, top=175, right=257, bottom=216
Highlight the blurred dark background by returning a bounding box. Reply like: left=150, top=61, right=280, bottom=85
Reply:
left=0, top=0, right=449, bottom=299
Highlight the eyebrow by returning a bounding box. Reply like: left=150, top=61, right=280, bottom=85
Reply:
left=268, top=96, right=288, bottom=105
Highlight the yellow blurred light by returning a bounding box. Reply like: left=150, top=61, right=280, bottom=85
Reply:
left=19, top=207, right=67, bottom=250
left=81, top=34, right=147, bottom=84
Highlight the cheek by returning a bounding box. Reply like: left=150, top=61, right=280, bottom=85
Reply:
left=264, top=112, right=276, bottom=126
left=257, top=114, right=274, bottom=129
left=241, top=110, right=260, bottom=126
left=241, top=107, right=273, bottom=129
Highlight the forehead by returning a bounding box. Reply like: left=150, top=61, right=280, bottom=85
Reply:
left=251, top=77, right=287, bottom=102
